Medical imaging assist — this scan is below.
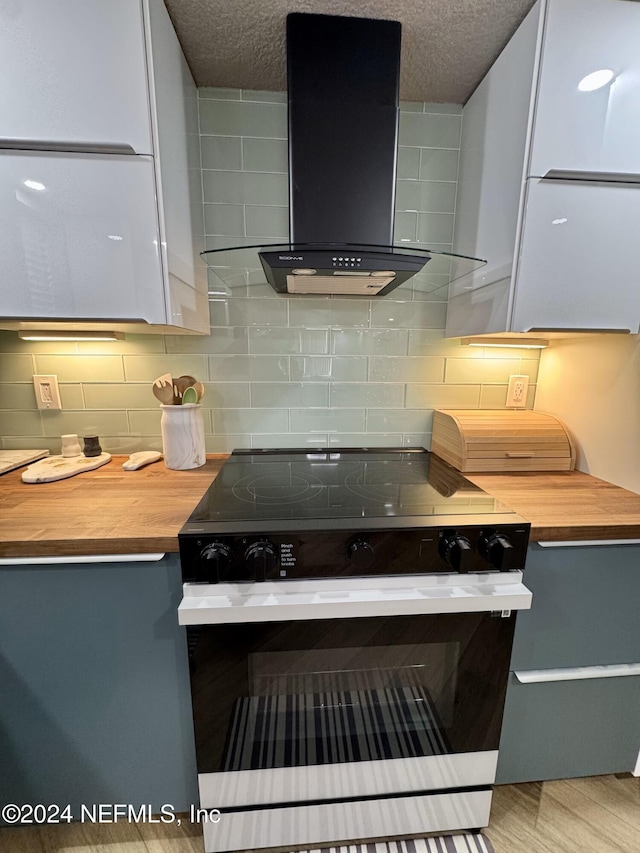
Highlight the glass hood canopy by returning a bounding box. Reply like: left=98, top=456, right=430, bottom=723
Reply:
left=201, top=242, right=487, bottom=298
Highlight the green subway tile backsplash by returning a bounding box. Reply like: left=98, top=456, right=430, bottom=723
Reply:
left=331, top=329, right=409, bottom=356
left=243, top=139, right=288, bottom=173
left=419, top=148, right=459, bottom=182
left=199, top=99, right=287, bottom=138
left=0, top=88, right=539, bottom=455
left=200, top=136, right=242, bottom=170
left=395, top=180, right=457, bottom=214
left=245, top=205, right=288, bottom=239
left=290, top=408, right=365, bottom=434
left=290, top=356, right=368, bottom=383
left=248, top=327, right=329, bottom=355
left=398, top=112, right=461, bottom=148
left=0, top=354, right=36, bottom=382
left=251, top=383, right=329, bottom=409
left=288, top=298, right=370, bottom=330
left=417, top=212, right=455, bottom=244
left=397, top=148, right=421, bottom=179
left=203, top=170, right=288, bottom=206
left=204, top=203, right=245, bottom=237
left=210, top=296, right=288, bottom=328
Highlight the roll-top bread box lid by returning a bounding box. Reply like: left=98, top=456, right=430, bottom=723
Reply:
left=431, top=410, right=575, bottom=472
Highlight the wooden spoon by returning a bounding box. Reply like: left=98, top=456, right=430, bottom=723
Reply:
left=193, top=381, right=205, bottom=402
left=152, top=373, right=174, bottom=405
left=178, top=374, right=197, bottom=386
left=172, top=375, right=193, bottom=404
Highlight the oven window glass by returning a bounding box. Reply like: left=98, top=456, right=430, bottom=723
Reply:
left=188, top=613, right=515, bottom=774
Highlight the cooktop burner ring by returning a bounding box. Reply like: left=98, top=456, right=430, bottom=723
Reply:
left=231, top=471, right=325, bottom=505
left=344, top=462, right=429, bottom=504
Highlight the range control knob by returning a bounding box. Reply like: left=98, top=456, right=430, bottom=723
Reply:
left=439, top=533, right=473, bottom=573
left=347, top=539, right=375, bottom=569
left=244, top=541, right=277, bottom=581
left=478, top=531, right=516, bottom=571
left=199, top=542, right=233, bottom=582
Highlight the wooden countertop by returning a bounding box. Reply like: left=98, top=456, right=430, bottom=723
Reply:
left=0, top=455, right=225, bottom=559
left=468, top=470, right=640, bottom=542
left=1, top=454, right=640, bottom=560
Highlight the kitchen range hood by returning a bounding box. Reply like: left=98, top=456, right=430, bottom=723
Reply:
left=202, top=13, right=486, bottom=297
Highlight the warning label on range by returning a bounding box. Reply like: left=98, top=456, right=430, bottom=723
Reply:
left=279, top=543, right=296, bottom=567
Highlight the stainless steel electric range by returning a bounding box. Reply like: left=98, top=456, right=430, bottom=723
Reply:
left=178, top=448, right=532, bottom=853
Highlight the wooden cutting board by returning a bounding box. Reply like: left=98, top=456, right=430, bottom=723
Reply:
left=0, top=450, right=50, bottom=475
left=22, top=453, right=112, bottom=483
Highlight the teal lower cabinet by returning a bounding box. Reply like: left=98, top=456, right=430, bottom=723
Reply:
left=497, top=670, right=640, bottom=783
left=496, top=542, right=640, bottom=784
left=0, top=554, right=198, bottom=816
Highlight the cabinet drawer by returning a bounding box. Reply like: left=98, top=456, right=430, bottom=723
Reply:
left=0, top=151, right=166, bottom=325
left=0, top=0, right=151, bottom=155
left=511, top=543, right=640, bottom=670
left=512, top=178, right=640, bottom=333
left=529, top=0, right=640, bottom=178
left=496, top=671, right=640, bottom=784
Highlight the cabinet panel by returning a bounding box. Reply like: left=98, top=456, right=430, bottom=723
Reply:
left=496, top=672, right=640, bottom=783
left=511, top=178, right=640, bottom=333
left=529, top=0, right=640, bottom=178
left=0, top=555, right=197, bottom=811
left=511, top=544, right=640, bottom=671
left=0, top=0, right=152, bottom=154
left=0, top=151, right=166, bottom=324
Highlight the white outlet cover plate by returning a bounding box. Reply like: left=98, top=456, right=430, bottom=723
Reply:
left=507, top=374, right=529, bottom=408
left=33, top=374, right=62, bottom=410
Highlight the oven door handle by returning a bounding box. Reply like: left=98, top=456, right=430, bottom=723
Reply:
left=177, top=576, right=532, bottom=625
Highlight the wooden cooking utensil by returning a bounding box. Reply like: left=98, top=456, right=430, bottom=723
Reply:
left=172, top=375, right=193, bottom=404
left=152, top=373, right=174, bottom=405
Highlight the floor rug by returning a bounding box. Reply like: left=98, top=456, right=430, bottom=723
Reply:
left=291, top=835, right=495, bottom=853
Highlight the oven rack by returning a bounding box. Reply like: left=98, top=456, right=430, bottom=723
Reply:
left=223, top=680, right=451, bottom=771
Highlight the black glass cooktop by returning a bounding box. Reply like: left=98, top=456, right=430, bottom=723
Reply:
left=186, top=448, right=512, bottom=525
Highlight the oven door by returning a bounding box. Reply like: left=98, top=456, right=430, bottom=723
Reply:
left=179, top=573, right=531, bottom=812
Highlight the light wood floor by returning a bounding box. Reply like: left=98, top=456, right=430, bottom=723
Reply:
left=1, top=774, right=638, bottom=853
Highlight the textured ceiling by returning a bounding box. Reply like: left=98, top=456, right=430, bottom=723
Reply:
left=163, top=0, right=537, bottom=104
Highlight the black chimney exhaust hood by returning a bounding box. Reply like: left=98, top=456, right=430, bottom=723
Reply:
left=202, top=13, right=485, bottom=297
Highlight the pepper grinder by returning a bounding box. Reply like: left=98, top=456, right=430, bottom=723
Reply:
left=83, top=436, right=102, bottom=458
left=60, top=434, right=82, bottom=457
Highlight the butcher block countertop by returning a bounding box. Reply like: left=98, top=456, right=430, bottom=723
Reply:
left=1, top=454, right=640, bottom=559
left=468, top=470, right=640, bottom=543
left=0, top=455, right=226, bottom=559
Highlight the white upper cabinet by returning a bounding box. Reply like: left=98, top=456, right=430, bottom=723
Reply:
left=0, top=0, right=152, bottom=155
left=448, top=0, right=640, bottom=338
left=0, top=152, right=164, bottom=322
left=513, top=179, right=640, bottom=333
left=0, top=0, right=207, bottom=334
left=529, top=0, right=640, bottom=179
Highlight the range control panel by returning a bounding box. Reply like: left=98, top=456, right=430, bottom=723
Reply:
left=179, top=524, right=530, bottom=584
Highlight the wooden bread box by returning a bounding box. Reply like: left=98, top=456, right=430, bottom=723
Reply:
left=431, top=409, right=575, bottom=472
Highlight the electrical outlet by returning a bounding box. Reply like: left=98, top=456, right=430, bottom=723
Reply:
left=33, top=375, right=62, bottom=410
left=506, top=374, right=529, bottom=408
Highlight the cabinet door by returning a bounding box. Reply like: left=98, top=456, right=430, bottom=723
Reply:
left=510, top=543, right=640, bottom=671
left=0, top=151, right=166, bottom=324
left=0, top=555, right=197, bottom=812
left=529, top=0, right=640, bottom=177
left=496, top=672, right=640, bottom=783
left=0, top=0, right=152, bottom=154
left=511, top=178, right=640, bottom=333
